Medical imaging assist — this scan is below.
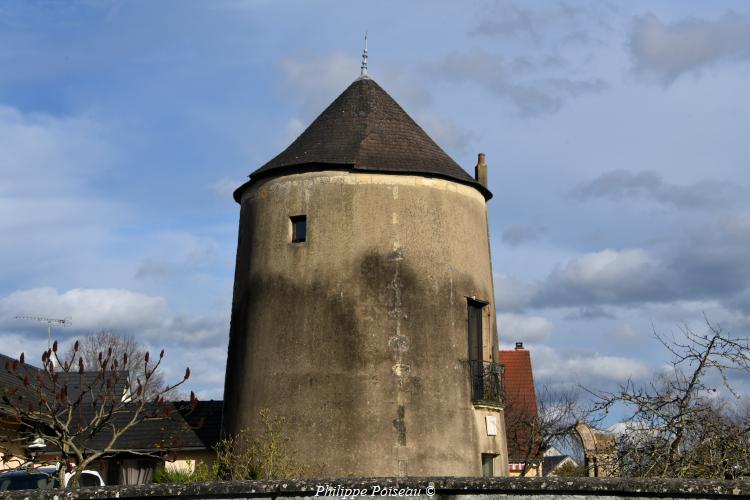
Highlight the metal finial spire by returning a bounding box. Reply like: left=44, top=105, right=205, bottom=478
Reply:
left=360, top=31, right=368, bottom=78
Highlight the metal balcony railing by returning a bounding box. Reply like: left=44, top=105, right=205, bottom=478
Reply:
left=468, top=360, right=504, bottom=405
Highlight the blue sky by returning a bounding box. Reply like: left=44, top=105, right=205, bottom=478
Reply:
left=2, top=1, right=750, bottom=406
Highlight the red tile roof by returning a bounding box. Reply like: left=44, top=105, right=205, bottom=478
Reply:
left=500, top=347, right=542, bottom=462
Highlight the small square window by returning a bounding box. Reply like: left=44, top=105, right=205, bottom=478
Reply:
left=291, top=215, right=307, bottom=243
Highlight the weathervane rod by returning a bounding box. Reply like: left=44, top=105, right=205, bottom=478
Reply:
left=360, top=31, right=368, bottom=78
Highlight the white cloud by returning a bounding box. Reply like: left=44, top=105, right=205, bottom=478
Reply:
left=472, top=0, right=542, bottom=40
left=532, top=248, right=663, bottom=308
left=0, top=333, right=49, bottom=362
left=630, top=12, right=750, bottom=85
left=494, top=273, right=536, bottom=312
left=0, top=104, right=126, bottom=285
left=573, top=355, right=650, bottom=381
left=607, top=420, right=652, bottom=436
left=414, top=113, right=473, bottom=155
left=525, top=210, right=750, bottom=311
left=429, top=49, right=606, bottom=116
left=0, top=287, right=167, bottom=333
left=0, top=286, right=228, bottom=344
left=0, top=286, right=229, bottom=398
left=210, top=177, right=243, bottom=200
left=0, top=105, right=112, bottom=196
left=283, top=117, right=305, bottom=144
left=498, top=313, right=554, bottom=343
left=502, top=224, right=547, bottom=246
left=165, top=314, right=227, bottom=346
left=569, top=169, right=740, bottom=210
left=532, top=344, right=650, bottom=388
left=154, top=343, right=227, bottom=400
left=471, top=0, right=609, bottom=47
left=134, top=232, right=218, bottom=280
left=612, top=323, right=641, bottom=343
left=280, top=51, right=359, bottom=118
left=562, top=249, right=655, bottom=285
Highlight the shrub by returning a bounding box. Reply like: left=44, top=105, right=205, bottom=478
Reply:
left=153, top=409, right=307, bottom=483
left=153, top=464, right=196, bottom=484
left=214, top=408, right=307, bottom=480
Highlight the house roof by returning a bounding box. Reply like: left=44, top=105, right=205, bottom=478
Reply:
left=2, top=351, right=221, bottom=456
left=25, top=400, right=222, bottom=456
left=543, top=455, right=578, bottom=476
left=0, top=353, right=40, bottom=392
left=79, top=400, right=223, bottom=452
left=60, top=370, right=129, bottom=401
left=500, top=347, right=538, bottom=419
left=1, top=352, right=128, bottom=403
left=499, top=346, right=541, bottom=461
left=234, top=77, right=491, bottom=202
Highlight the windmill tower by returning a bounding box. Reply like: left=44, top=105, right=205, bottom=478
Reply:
left=223, top=50, right=507, bottom=477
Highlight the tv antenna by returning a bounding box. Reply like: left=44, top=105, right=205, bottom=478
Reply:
left=15, top=315, right=72, bottom=350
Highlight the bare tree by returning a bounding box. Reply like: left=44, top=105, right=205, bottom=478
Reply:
left=0, top=338, right=195, bottom=488
left=504, top=384, right=584, bottom=475
left=66, top=331, right=165, bottom=399
left=589, top=318, right=750, bottom=479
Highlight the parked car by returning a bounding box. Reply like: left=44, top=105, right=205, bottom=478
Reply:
left=0, top=467, right=104, bottom=491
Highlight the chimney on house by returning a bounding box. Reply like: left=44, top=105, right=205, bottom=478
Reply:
left=475, top=153, right=488, bottom=188
left=515, top=341, right=524, bottom=350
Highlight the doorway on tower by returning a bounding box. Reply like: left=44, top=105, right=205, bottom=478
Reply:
left=467, top=299, right=503, bottom=405
left=467, top=298, right=486, bottom=400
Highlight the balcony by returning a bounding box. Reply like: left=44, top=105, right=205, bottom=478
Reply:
left=468, top=360, right=504, bottom=406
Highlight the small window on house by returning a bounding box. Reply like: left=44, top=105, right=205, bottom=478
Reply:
left=482, top=453, right=496, bottom=477
left=291, top=215, right=307, bottom=243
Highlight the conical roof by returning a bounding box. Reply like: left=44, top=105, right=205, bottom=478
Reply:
left=234, top=78, right=491, bottom=201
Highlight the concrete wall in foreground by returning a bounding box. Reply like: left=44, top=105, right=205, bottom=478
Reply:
left=223, top=171, right=505, bottom=478
left=6, top=477, right=750, bottom=500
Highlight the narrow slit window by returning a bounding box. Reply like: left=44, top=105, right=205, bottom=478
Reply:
left=467, top=299, right=485, bottom=362
left=468, top=299, right=487, bottom=402
left=291, top=215, right=307, bottom=243
left=481, top=453, right=495, bottom=477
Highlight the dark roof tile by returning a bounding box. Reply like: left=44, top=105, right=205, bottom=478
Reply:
left=38, top=401, right=223, bottom=453
left=1, top=352, right=219, bottom=453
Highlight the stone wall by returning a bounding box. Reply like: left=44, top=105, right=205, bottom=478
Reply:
left=6, top=477, right=750, bottom=500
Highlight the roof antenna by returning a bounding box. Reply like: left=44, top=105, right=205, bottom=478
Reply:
left=359, top=31, right=369, bottom=79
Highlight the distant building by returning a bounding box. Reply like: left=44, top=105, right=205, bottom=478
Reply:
left=499, top=343, right=543, bottom=476
left=223, top=68, right=508, bottom=476
left=575, top=421, right=619, bottom=477
left=542, top=447, right=580, bottom=476
left=543, top=454, right=579, bottom=476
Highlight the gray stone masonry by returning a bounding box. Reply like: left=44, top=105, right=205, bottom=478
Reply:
left=4, top=477, right=750, bottom=500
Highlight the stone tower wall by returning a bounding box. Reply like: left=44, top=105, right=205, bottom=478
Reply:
left=223, top=170, right=506, bottom=477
